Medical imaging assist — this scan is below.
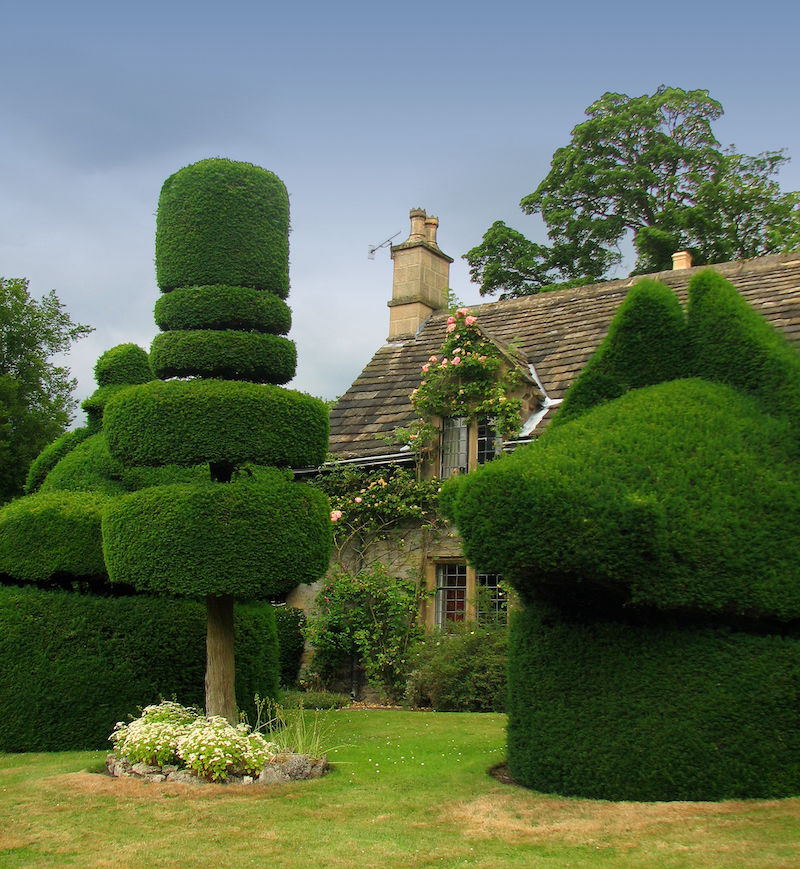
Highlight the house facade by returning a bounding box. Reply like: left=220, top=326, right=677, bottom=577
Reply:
left=289, top=209, right=800, bottom=629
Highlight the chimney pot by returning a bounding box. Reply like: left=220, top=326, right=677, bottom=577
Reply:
left=409, top=208, right=427, bottom=241
left=672, top=250, right=693, bottom=270
left=424, top=216, right=439, bottom=245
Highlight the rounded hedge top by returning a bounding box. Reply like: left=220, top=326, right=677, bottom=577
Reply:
left=155, top=159, right=290, bottom=296
left=94, top=344, right=152, bottom=387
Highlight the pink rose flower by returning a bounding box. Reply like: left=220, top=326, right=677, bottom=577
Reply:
left=429, top=355, right=438, bottom=363
left=447, top=315, right=456, bottom=325
left=421, top=363, right=430, bottom=373
left=441, top=358, right=448, bottom=367
left=446, top=323, right=456, bottom=333
left=330, top=510, right=343, bottom=522
left=465, top=315, right=477, bottom=325
left=452, top=356, right=461, bottom=365
left=354, top=496, right=362, bottom=503
left=457, top=307, right=469, bottom=316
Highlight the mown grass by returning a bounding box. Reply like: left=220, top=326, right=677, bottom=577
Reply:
left=1, top=709, right=799, bottom=869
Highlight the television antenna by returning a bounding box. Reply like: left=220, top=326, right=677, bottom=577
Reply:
left=368, top=231, right=400, bottom=260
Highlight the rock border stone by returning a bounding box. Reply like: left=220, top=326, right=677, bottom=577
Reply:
left=106, top=752, right=328, bottom=785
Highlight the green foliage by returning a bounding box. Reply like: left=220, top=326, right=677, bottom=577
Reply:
left=149, top=329, right=296, bottom=384
left=155, top=158, right=290, bottom=296
left=688, top=269, right=800, bottom=432
left=466, top=87, right=800, bottom=296
left=102, top=470, right=331, bottom=599
left=310, top=464, right=441, bottom=558
left=103, top=379, right=329, bottom=469
left=554, top=279, right=691, bottom=425
left=94, top=343, right=152, bottom=387
left=0, top=585, right=279, bottom=751
left=445, top=378, right=800, bottom=619
left=304, top=564, right=425, bottom=702
left=23, top=426, right=92, bottom=494
left=273, top=606, right=307, bottom=687
left=154, top=285, right=292, bottom=334
left=400, top=307, right=523, bottom=451
left=507, top=602, right=800, bottom=800
left=39, top=432, right=127, bottom=496
left=0, top=490, right=109, bottom=582
left=405, top=623, right=508, bottom=712
left=0, top=278, right=93, bottom=501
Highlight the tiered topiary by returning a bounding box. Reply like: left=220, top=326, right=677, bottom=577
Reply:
left=101, top=158, right=331, bottom=723
left=442, top=271, right=800, bottom=800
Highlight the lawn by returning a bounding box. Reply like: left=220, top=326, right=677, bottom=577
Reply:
left=1, top=709, right=798, bottom=869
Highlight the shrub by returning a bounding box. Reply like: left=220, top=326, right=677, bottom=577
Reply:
left=507, top=602, right=800, bottom=800
left=304, top=564, right=425, bottom=701
left=154, top=284, right=291, bottom=334
left=94, top=343, right=152, bottom=387
left=149, top=329, right=296, bottom=384
left=272, top=605, right=306, bottom=687
left=24, top=427, right=92, bottom=495
left=103, top=379, right=329, bottom=469
left=102, top=471, right=331, bottom=599
left=405, top=623, right=508, bottom=712
left=155, top=158, right=289, bottom=296
left=0, top=585, right=279, bottom=752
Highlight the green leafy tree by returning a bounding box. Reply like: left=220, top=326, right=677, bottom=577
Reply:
left=0, top=278, right=92, bottom=501
left=466, top=86, right=800, bottom=297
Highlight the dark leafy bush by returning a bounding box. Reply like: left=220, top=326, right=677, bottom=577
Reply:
left=507, top=602, right=800, bottom=800
left=273, top=605, right=306, bottom=687
left=155, top=285, right=291, bottom=334
left=104, top=379, right=329, bottom=469
left=406, top=623, right=508, bottom=712
left=24, top=427, right=92, bottom=495
left=82, top=384, right=136, bottom=432
left=444, top=378, right=800, bottom=620
left=149, top=329, right=296, bottom=384
left=102, top=470, right=331, bottom=599
left=39, top=433, right=126, bottom=496
left=94, top=343, right=152, bottom=387
left=0, top=584, right=279, bottom=752
left=155, top=158, right=289, bottom=296
left=0, top=491, right=109, bottom=581
left=554, top=278, right=690, bottom=425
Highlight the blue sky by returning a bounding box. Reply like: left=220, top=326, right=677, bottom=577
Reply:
left=1, top=0, right=798, bottom=420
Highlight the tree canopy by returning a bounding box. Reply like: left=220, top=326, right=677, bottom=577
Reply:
left=465, top=86, right=800, bottom=297
left=0, top=278, right=92, bottom=501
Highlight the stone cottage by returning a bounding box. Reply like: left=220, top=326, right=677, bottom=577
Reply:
left=289, top=209, right=800, bottom=629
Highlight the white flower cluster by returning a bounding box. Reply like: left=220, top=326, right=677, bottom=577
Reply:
left=110, top=700, right=277, bottom=780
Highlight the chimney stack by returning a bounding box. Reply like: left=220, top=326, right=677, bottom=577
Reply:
left=672, top=250, right=693, bottom=270
left=388, top=208, right=453, bottom=341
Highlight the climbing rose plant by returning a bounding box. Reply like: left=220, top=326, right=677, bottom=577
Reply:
left=397, top=308, right=523, bottom=456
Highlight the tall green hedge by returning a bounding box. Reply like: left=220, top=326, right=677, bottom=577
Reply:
left=273, top=605, right=307, bottom=687
left=155, top=159, right=289, bottom=296
left=0, top=585, right=279, bottom=752
left=554, top=279, right=690, bottom=425
left=24, top=427, right=92, bottom=495
left=102, top=471, right=331, bottom=599
left=507, top=603, right=800, bottom=801
left=0, top=491, right=109, bottom=582
left=149, top=330, right=296, bottom=384
left=155, top=285, right=291, bottom=334
left=103, top=379, right=329, bottom=469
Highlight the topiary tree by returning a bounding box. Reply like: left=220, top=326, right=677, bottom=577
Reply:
left=442, top=271, right=800, bottom=800
left=101, top=158, right=331, bottom=723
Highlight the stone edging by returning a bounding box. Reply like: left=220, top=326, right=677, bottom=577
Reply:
left=106, top=752, right=328, bottom=785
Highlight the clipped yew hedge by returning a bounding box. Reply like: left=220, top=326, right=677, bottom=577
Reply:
left=94, top=343, right=152, bottom=387
left=689, top=269, right=800, bottom=434
left=555, top=279, right=690, bottom=426
left=507, top=602, right=800, bottom=801
left=39, top=433, right=126, bottom=496
left=104, top=379, right=329, bottom=469
left=273, top=605, right=307, bottom=687
left=444, top=377, right=800, bottom=620
left=24, top=427, right=92, bottom=495
left=155, top=159, right=289, bottom=296
left=0, top=585, right=279, bottom=752
left=0, top=491, right=109, bottom=582
left=149, top=330, right=296, bottom=384
left=102, top=471, right=331, bottom=599
left=155, top=285, right=291, bottom=334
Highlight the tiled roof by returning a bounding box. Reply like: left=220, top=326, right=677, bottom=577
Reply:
left=328, top=251, right=800, bottom=460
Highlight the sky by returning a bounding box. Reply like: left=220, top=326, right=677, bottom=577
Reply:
left=2, top=0, right=799, bottom=425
